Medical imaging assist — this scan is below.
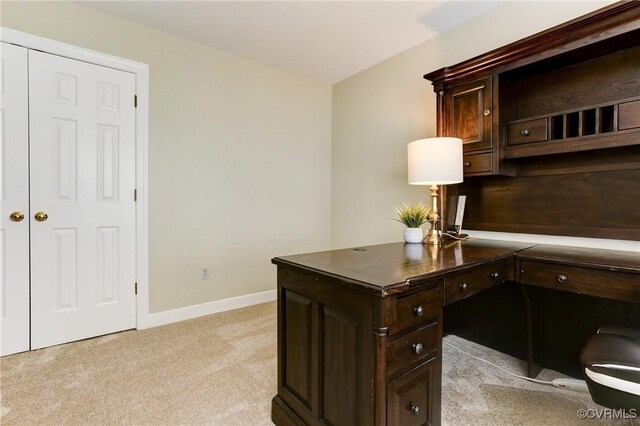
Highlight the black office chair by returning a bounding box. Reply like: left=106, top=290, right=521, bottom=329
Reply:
left=581, top=327, right=640, bottom=410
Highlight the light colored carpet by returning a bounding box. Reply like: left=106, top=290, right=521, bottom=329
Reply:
left=1, top=302, right=277, bottom=426
left=442, top=335, right=637, bottom=426
left=1, top=301, right=635, bottom=425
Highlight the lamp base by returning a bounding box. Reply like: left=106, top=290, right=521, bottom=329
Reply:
left=424, top=228, right=441, bottom=246
left=424, top=184, right=441, bottom=246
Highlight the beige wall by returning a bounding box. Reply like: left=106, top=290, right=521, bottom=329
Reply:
left=1, top=0, right=626, bottom=315
left=331, top=0, right=616, bottom=249
left=1, top=2, right=332, bottom=313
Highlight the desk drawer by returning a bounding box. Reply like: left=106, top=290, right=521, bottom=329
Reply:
left=386, top=357, right=438, bottom=426
left=463, top=152, right=492, bottom=175
left=508, top=118, right=548, bottom=145
left=519, top=261, right=640, bottom=303
left=387, top=322, right=438, bottom=377
left=390, top=283, right=441, bottom=335
left=619, top=100, right=640, bottom=130
left=444, top=260, right=509, bottom=305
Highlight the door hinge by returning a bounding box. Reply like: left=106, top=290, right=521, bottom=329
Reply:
left=135, top=282, right=138, bottom=295
left=134, top=189, right=137, bottom=202
left=134, top=95, right=138, bottom=108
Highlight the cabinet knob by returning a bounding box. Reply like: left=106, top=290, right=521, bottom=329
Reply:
left=521, top=129, right=530, bottom=136
left=414, top=305, right=424, bottom=316
left=490, top=272, right=500, bottom=279
left=412, top=343, right=423, bottom=354
left=464, top=162, right=472, bottom=168
left=460, top=282, right=468, bottom=291
left=557, top=274, right=568, bottom=284
left=483, top=109, right=491, bottom=116
left=410, top=404, right=421, bottom=415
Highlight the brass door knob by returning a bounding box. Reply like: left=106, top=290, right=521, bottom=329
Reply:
left=483, top=109, right=491, bottom=116
left=34, top=212, right=48, bottom=222
left=10, top=212, right=25, bottom=222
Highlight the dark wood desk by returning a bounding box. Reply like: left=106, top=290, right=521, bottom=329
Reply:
left=271, top=239, right=640, bottom=426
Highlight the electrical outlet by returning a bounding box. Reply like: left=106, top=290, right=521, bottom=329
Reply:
left=201, top=266, right=210, bottom=280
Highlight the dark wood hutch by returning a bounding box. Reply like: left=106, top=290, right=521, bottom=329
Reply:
left=424, top=2, right=640, bottom=241
left=272, top=4, right=640, bottom=426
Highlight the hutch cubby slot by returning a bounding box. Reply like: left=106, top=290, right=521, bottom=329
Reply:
left=599, top=105, right=615, bottom=133
left=582, top=109, right=596, bottom=136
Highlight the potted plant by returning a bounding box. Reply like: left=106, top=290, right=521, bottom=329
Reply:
left=393, top=202, right=430, bottom=243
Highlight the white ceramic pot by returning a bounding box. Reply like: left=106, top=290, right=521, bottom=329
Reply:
left=403, top=227, right=423, bottom=244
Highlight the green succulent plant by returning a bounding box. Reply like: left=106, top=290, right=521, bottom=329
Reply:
left=393, top=202, right=430, bottom=228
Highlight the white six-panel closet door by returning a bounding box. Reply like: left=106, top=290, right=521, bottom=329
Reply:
left=0, top=43, right=30, bottom=356
left=29, top=50, right=137, bottom=349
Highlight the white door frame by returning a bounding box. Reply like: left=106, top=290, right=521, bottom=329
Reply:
left=0, top=27, right=152, bottom=329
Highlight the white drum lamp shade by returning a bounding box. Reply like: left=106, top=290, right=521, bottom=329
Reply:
left=408, top=137, right=463, bottom=185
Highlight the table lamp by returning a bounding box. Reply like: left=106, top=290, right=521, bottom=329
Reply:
left=407, top=137, right=463, bottom=245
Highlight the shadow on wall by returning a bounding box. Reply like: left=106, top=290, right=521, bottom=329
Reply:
left=418, top=1, right=505, bottom=34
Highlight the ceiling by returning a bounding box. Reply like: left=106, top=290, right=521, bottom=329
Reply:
left=80, top=1, right=505, bottom=84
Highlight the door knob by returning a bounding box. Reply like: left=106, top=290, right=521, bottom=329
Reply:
left=10, top=212, right=25, bottom=222
left=34, top=212, right=48, bottom=222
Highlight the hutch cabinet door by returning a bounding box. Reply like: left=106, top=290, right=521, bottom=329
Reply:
left=444, top=76, right=494, bottom=153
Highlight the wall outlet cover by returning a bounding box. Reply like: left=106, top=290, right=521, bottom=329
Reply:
left=201, top=266, right=210, bottom=280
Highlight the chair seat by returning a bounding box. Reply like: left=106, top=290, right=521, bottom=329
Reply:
left=581, top=327, right=640, bottom=410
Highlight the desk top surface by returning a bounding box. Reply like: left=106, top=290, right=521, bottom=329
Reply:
left=273, top=239, right=535, bottom=291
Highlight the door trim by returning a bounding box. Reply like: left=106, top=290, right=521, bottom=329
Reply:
left=1, top=27, right=152, bottom=329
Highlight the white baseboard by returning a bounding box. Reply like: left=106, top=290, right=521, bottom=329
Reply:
left=140, top=289, right=277, bottom=329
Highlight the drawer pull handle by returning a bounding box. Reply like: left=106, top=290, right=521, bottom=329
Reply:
left=412, top=343, right=423, bottom=354
left=410, top=404, right=421, bottom=415
left=490, top=272, right=500, bottom=279
left=483, top=109, right=491, bottom=116
left=464, top=162, right=472, bottom=168
left=521, top=129, right=530, bottom=136
left=557, top=274, right=568, bottom=284
left=460, top=282, right=468, bottom=291
left=414, top=306, right=424, bottom=316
